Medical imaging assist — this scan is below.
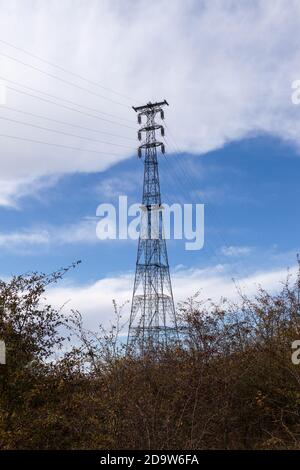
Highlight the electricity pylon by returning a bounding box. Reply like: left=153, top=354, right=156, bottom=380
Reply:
left=127, top=100, right=179, bottom=354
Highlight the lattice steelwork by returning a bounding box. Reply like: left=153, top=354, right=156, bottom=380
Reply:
left=127, top=100, right=179, bottom=354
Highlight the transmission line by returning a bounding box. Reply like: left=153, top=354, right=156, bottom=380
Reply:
left=0, top=76, right=133, bottom=123
left=0, top=133, right=129, bottom=156
left=0, top=51, right=132, bottom=109
left=1, top=105, right=134, bottom=141
left=163, top=124, right=249, bottom=280
left=0, top=38, right=137, bottom=104
left=3, top=84, right=136, bottom=130
left=0, top=115, right=134, bottom=149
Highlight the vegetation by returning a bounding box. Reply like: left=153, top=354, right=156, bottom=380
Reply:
left=0, top=260, right=300, bottom=450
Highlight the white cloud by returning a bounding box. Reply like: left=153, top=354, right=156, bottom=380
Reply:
left=0, top=0, right=299, bottom=204
left=47, top=274, right=133, bottom=331
left=95, top=172, right=138, bottom=199
left=0, top=218, right=98, bottom=249
left=45, top=262, right=298, bottom=331
left=221, top=245, right=253, bottom=257
left=56, top=218, right=98, bottom=244
left=0, top=229, right=49, bottom=247
left=0, top=175, right=59, bottom=207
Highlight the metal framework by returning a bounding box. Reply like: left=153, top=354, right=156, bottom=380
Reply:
left=127, top=100, right=179, bottom=354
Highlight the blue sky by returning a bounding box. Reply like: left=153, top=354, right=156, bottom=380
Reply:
left=0, top=134, right=298, bottom=309
left=0, top=0, right=299, bottom=329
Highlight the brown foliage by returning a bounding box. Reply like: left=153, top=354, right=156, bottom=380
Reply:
left=0, top=260, right=300, bottom=449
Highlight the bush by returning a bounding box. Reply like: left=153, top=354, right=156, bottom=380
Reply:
left=0, top=260, right=300, bottom=449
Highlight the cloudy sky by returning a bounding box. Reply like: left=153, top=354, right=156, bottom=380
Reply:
left=0, top=0, right=299, bottom=331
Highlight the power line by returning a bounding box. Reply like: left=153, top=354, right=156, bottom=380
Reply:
left=154, top=127, right=228, bottom=268
left=0, top=38, right=138, bottom=104
left=163, top=124, right=249, bottom=280
left=0, top=133, right=129, bottom=156
left=1, top=105, right=135, bottom=141
left=0, top=115, right=134, bottom=149
left=4, top=84, right=136, bottom=130
left=159, top=154, right=188, bottom=205
left=0, top=51, right=132, bottom=109
left=0, top=76, right=133, bottom=123
left=159, top=150, right=230, bottom=272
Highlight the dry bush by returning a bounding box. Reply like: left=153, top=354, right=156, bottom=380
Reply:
left=0, top=260, right=300, bottom=449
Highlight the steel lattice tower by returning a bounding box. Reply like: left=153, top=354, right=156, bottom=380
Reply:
left=127, top=100, right=179, bottom=354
